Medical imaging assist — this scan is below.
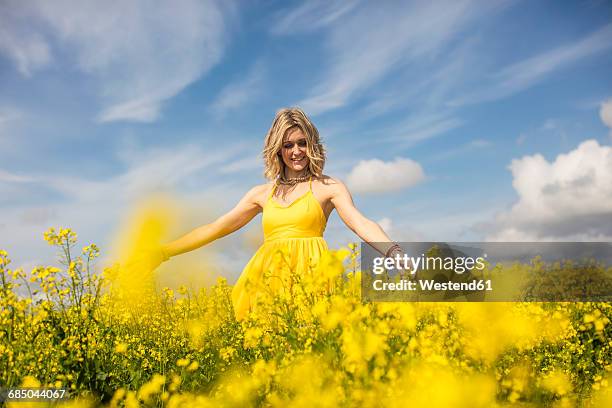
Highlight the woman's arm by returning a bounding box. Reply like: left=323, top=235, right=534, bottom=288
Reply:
left=161, top=185, right=265, bottom=258
left=329, top=178, right=399, bottom=257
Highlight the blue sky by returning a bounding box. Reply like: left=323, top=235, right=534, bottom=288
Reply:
left=1, top=0, right=612, bottom=282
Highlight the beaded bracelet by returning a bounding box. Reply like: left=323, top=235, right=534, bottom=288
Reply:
left=385, top=243, right=402, bottom=258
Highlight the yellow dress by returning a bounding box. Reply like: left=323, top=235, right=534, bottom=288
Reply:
left=231, top=177, right=328, bottom=320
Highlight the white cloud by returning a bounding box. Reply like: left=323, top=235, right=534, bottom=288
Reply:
left=43, top=142, right=251, bottom=201
left=373, top=217, right=427, bottom=242
left=393, top=117, right=464, bottom=146
left=428, top=139, right=491, bottom=161
left=486, top=139, right=612, bottom=241
left=359, top=112, right=464, bottom=149
left=451, top=23, right=612, bottom=106
left=270, top=0, right=360, bottom=35
left=0, top=142, right=254, bottom=270
left=0, top=169, right=35, bottom=183
left=600, top=98, right=612, bottom=138
left=346, top=158, right=425, bottom=194
left=376, top=217, right=392, bottom=232
left=218, top=156, right=261, bottom=175
left=0, top=2, right=51, bottom=77
left=295, top=0, right=513, bottom=115
left=209, top=61, right=265, bottom=116
left=19, top=207, right=57, bottom=225
left=0, top=0, right=232, bottom=123
left=0, top=107, right=20, bottom=125
left=0, top=106, right=22, bottom=144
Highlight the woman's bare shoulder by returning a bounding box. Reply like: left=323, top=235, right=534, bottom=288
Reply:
left=245, top=182, right=275, bottom=204
left=314, top=174, right=347, bottom=192
left=316, top=174, right=344, bottom=187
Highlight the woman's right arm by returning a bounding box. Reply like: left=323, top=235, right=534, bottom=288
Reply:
left=161, top=185, right=265, bottom=258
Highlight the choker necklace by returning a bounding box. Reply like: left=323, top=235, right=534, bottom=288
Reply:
left=278, top=174, right=311, bottom=185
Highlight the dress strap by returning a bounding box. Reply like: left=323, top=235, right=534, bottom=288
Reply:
left=268, top=180, right=279, bottom=201
left=309, top=176, right=313, bottom=192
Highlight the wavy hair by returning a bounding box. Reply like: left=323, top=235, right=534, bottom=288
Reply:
left=262, top=107, right=326, bottom=181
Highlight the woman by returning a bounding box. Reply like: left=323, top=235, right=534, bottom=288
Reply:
left=155, top=107, right=401, bottom=320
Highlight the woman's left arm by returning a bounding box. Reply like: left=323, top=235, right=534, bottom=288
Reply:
left=330, top=178, right=399, bottom=257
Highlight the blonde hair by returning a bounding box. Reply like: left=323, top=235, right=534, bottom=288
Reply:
left=262, top=107, right=326, bottom=181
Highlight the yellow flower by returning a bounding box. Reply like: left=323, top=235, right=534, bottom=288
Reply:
left=220, top=346, right=236, bottom=362
left=244, top=327, right=263, bottom=348
left=316, top=249, right=350, bottom=281
left=541, top=370, right=572, bottom=396
left=138, top=374, right=166, bottom=403
left=110, top=388, right=126, bottom=408
left=115, top=342, right=128, bottom=354
left=124, top=391, right=139, bottom=408
left=169, top=374, right=181, bottom=392
left=21, top=375, right=41, bottom=387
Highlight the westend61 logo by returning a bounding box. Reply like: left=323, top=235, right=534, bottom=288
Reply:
left=361, top=242, right=612, bottom=302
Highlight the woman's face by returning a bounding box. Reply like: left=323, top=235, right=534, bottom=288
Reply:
left=280, top=127, right=309, bottom=174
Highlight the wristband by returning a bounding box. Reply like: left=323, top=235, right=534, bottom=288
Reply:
left=385, top=243, right=402, bottom=258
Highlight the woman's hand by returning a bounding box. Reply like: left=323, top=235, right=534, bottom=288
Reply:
left=385, top=244, right=414, bottom=276
left=126, top=246, right=169, bottom=273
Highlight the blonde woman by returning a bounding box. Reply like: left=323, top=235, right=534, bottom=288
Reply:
left=155, top=107, right=400, bottom=320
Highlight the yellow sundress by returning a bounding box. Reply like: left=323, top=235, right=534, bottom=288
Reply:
left=231, top=177, right=328, bottom=320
